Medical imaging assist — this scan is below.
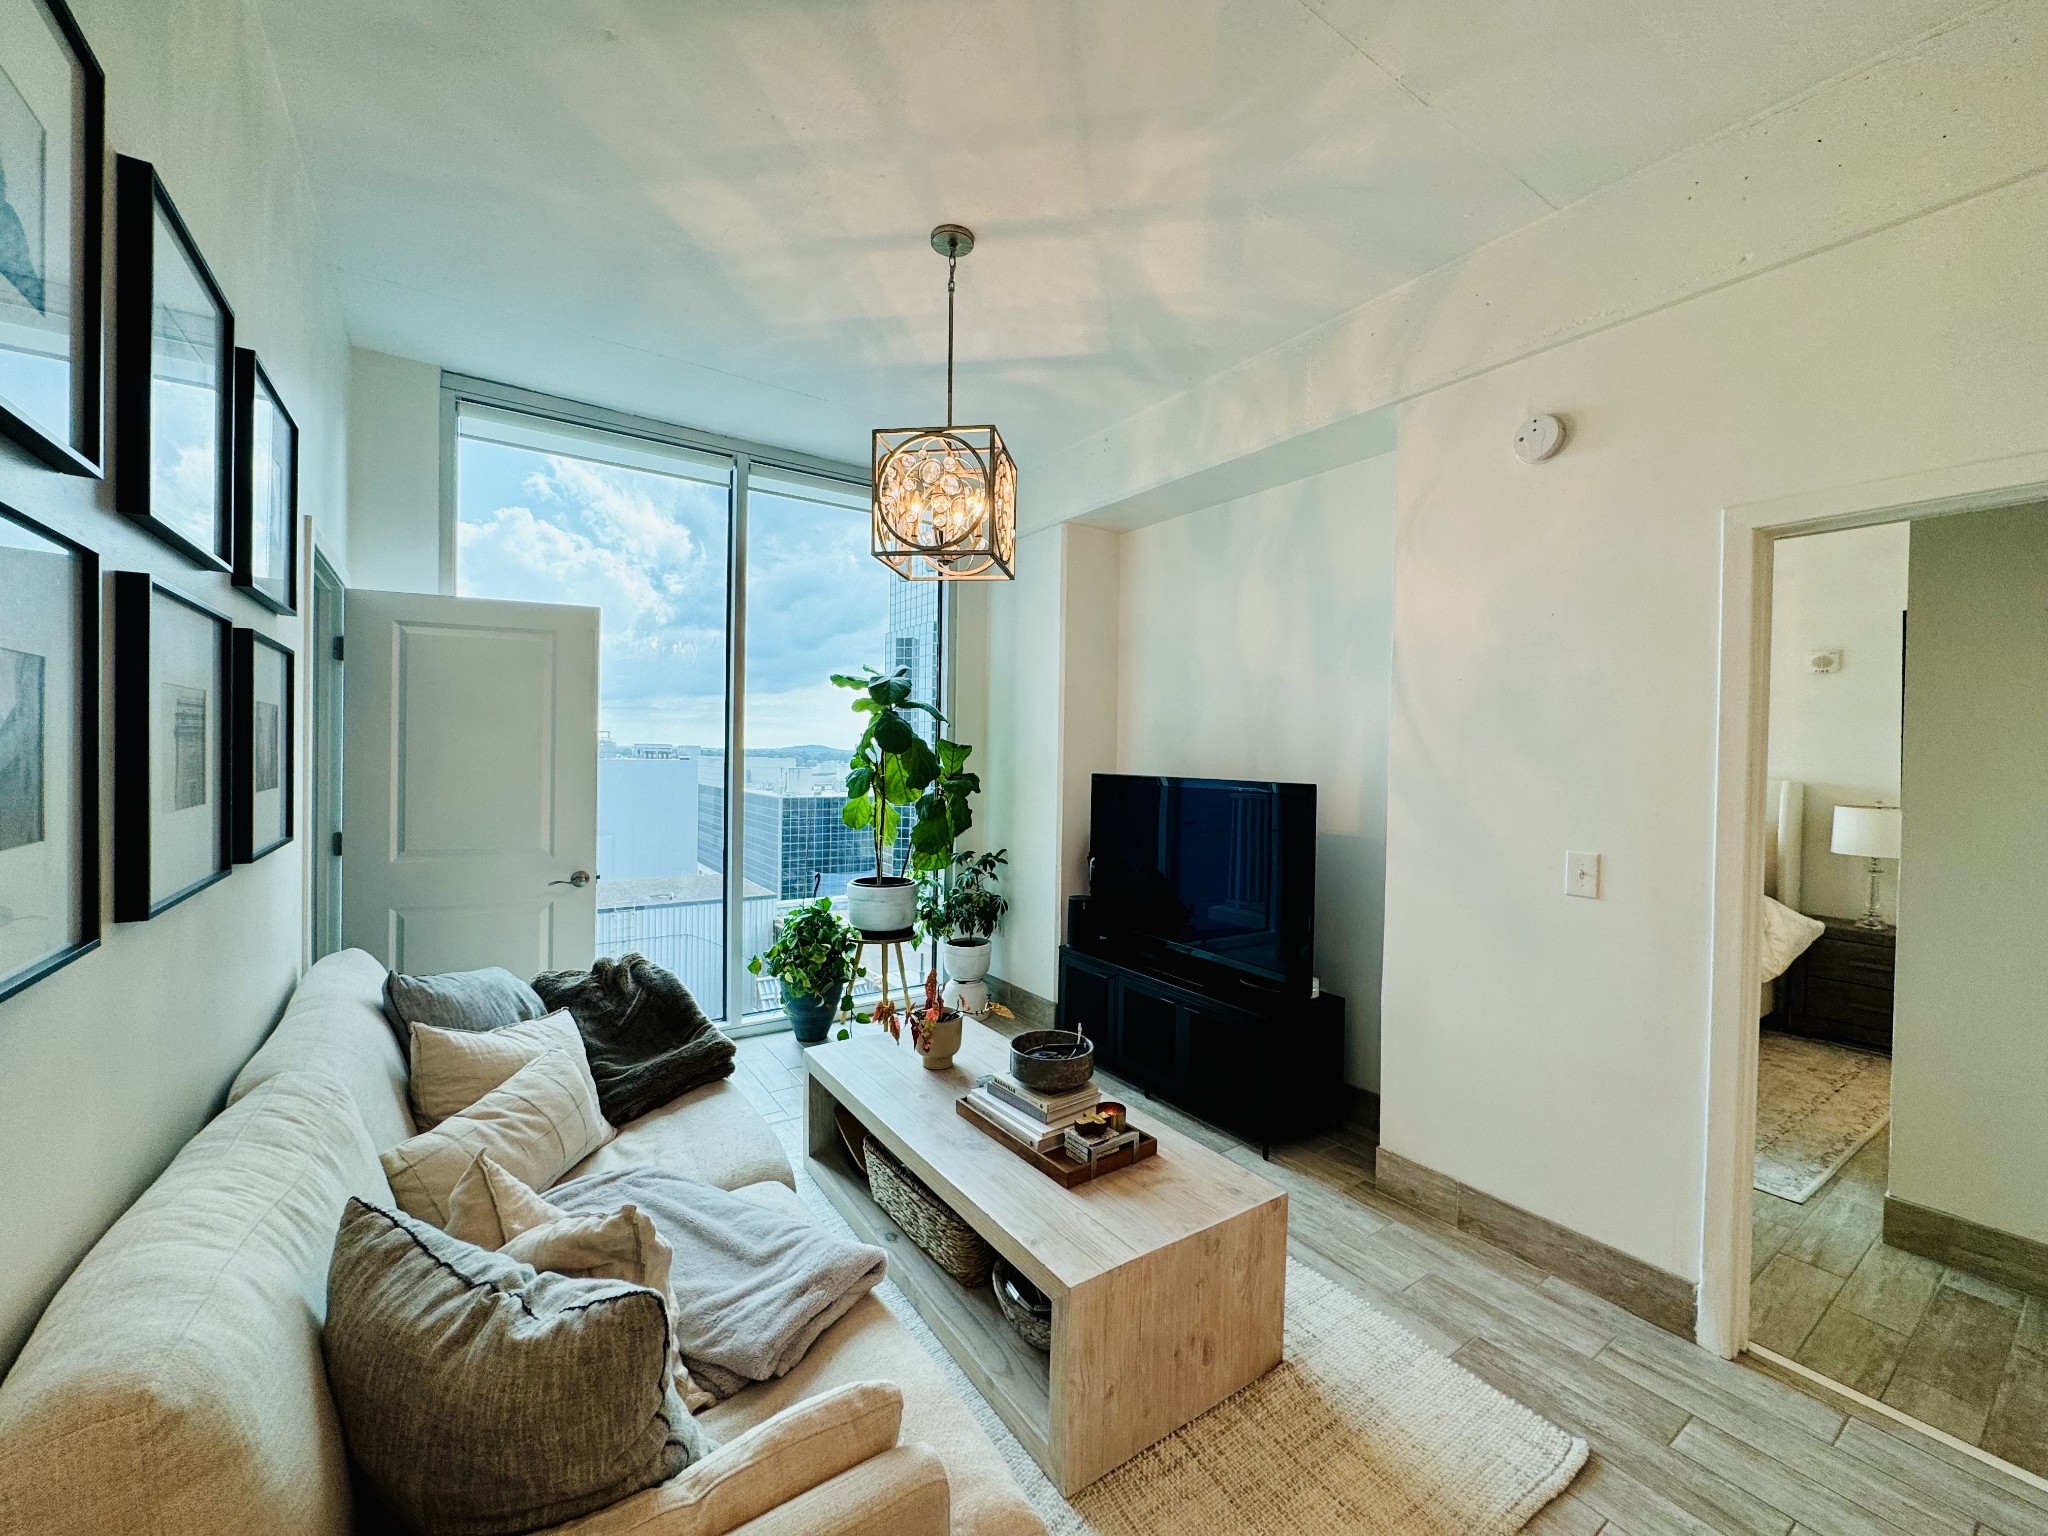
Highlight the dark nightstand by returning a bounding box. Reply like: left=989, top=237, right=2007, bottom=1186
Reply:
left=1782, top=917, right=1894, bottom=1053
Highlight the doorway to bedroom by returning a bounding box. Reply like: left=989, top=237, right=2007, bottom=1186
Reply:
left=1747, top=508, right=2048, bottom=1479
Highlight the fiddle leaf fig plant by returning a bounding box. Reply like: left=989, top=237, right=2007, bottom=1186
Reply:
left=832, top=666, right=978, bottom=879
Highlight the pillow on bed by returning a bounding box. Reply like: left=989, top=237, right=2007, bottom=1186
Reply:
left=1760, top=895, right=1827, bottom=983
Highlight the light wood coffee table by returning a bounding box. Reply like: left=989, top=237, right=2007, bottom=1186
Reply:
left=804, top=1018, right=1286, bottom=1494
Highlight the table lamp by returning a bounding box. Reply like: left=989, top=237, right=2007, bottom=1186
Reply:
left=1831, top=804, right=1901, bottom=929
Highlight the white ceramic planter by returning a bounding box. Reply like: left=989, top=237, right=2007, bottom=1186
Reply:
left=941, top=937, right=991, bottom=983
left=847, top=876, right=916, bottom=934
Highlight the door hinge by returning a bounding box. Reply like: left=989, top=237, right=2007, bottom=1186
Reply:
left=331, top=831, right=343, bottom=857
left=331, top=635, right=345, bottom=662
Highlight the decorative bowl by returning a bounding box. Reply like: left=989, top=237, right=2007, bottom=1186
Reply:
left=991, top=1257, right=1052, bottom=1352
left=1009, top=1029, right=1094, bottom=1093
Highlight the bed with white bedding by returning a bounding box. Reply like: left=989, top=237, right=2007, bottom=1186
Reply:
left=1760, top=779, right=1826, bottom=1014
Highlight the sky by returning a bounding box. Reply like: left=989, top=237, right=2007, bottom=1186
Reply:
left=455, top=439, right=901, bottom=751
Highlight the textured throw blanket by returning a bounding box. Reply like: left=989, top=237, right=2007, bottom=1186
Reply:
left=532, top=954, right=736, bottom=1125
left=549, top=1168, right=886, bottom=1399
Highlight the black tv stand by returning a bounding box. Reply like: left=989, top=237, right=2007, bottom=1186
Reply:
left=1055, top=933, right=1347, bottom=1153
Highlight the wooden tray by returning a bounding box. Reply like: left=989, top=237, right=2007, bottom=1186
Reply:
left=956, top=1095, right=1158, bottom=1187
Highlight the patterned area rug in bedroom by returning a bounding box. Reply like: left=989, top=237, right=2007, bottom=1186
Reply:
left=775, top=1124, right=1588, bottom=1535
left=1753, top=1031, right=1892, bottom=1203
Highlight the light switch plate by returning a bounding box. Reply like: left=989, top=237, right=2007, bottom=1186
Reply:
left=1565, top=850, right=1601, bottom=899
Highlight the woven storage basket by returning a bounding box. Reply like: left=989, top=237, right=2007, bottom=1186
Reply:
left=992, top=1256, right=1053, bottom=1351
left=865, top=1135, right=994, bottom=1287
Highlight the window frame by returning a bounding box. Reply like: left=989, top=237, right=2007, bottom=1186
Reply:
left=439, top=374, right=946, bottom=1033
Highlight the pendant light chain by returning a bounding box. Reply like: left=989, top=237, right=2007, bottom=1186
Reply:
left=945, top=254, right=957, bottom=428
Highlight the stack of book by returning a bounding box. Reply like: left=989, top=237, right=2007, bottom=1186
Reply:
left=1063, top=1119, right=1140, bottom=1166
left=963, top=1074, right=1100, bottom=1156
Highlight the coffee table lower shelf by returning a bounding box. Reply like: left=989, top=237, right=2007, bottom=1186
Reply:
left=806, top=1137, right=1055, bottom=1469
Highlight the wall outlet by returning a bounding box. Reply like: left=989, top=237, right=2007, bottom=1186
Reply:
left=1565, top=850, right=1602, bottom=899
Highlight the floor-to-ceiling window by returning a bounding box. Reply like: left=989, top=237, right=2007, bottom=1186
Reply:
left=449, top=385, right=939, bottom=1027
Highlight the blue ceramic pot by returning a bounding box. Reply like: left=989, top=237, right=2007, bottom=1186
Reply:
left=783, top=987, right=838, bottom=1044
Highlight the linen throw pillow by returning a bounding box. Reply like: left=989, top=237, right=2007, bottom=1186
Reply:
left=379, top=1048, right=612, bottom=1225
left=324, top=1198, right=705, bottom=1536
left=381, top=965, right=545, bottom=1048
left=409, top=1009, right=586, bottom=1129
left=445, top=1153, right=717, bottom=1412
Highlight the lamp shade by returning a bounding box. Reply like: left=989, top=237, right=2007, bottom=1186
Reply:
left=1831, top=804, right=1901, bottom=860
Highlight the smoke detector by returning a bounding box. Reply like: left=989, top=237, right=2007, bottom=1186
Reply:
left=1513, top=414, right=1566, bottom=464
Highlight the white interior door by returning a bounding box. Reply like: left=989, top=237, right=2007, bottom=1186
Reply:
left=342, top=589, right=598, bottom=977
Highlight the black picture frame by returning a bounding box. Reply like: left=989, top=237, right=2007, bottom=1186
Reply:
left=112, top=572, right=231, bottom=920
left=0, top=500, right=99, bottom=1002
left=231, top=349, right=297, bottom=614
left=231, top=627, right=292, bottom=863
left=0, top=0, right=105, bottom=477
left=112, top=157, right=234, bottom=571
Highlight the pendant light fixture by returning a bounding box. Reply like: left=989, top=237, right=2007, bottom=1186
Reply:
left=872, top=224, right=1016, bottom=581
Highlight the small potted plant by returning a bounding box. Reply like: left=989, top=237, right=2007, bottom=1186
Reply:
left=747, top=898, right=864, bottom=1045
left=832, top=665, right=978, bottom=934
left=909, top=967, right=962, bottom=1071
left=918, top=848, right=1008, bottom=986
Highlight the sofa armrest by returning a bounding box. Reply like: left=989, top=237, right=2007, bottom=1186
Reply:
left=722, top=1444, right=949, bottom=1536
left=542, top=1381, right=921, bottom=1536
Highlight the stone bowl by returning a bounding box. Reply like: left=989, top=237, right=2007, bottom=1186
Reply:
left=1009, top=1029, right=1095, bottom=1093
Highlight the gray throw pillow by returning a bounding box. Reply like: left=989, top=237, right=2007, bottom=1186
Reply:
left=382, top=966, right=545, bottom=1047
left=324, top=1198, right=705, bottom=1536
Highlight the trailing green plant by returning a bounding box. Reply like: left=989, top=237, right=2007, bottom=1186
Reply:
left=832, top=666, right=979, bottom=880
left=917, top=848, right=1009, bottom=943
left=747, top=898, right=864, bottom=1004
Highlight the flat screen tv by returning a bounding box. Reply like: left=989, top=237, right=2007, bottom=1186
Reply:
left=1088, top=773, right=1315, bottom=993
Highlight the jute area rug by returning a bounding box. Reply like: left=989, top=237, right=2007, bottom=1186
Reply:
left=778, top=1126, right=1589, bottom=1535
left=1753, top=1030, right=1892, bottom=1203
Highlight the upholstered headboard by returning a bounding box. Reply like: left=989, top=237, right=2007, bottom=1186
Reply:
left=1763, top=778, right=1805, bottom=911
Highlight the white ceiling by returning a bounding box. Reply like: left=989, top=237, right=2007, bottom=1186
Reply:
left=258, top=0, right=1974, bottom=471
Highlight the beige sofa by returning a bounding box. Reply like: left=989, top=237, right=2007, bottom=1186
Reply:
left=0, top=950, right=1044, bottom=1536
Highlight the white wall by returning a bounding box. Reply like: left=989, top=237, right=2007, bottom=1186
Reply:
left=345, top=347, right=442, bottom=593
left=1767, top=523, right=1909, bottom=921
left=1890, top=502, right=2048, bottom=1248
left=1378, top=171, right=2048, bottom=1282
left=0, top=0, right=349, bottom=1373
left=1117, top=454, right=1395, bottom=1090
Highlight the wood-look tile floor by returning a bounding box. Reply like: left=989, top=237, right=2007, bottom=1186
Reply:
left=1752, top=1132, right=2048, bottom=1476
left=736, top=1029, right=2048, bottom=1535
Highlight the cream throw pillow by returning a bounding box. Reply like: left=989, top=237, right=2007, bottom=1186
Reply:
left=409, top=1009, right=585, bottom=1129
left=380, top=1048, right=612, bottom=1226
left=446, top=1153, right=714, bottom=1412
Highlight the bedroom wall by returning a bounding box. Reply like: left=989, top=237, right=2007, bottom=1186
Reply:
left=0, top=0, right=350, bottom=1374
left=1890, top=502, right=2048, bottom=1248
left=1766, top=523, right=1910, bottom=922
left=345, top=347, right=442, bottom=593
left=1116, top=453, right=1396, bottom=1091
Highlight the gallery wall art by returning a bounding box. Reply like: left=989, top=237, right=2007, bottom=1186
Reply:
left=0, top=0, right=104, bottom=476
left=0, top=500, right=96, bottom=999
left=112, top=571, right=231, bottom=920
left=112, top=156, right=234, bottom=570
left=231, top=348, right=297, bottom=614
left=231, top=626, right=292, bottom=862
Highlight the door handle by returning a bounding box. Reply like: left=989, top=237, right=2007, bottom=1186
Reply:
left=550, top=870, right=594, bottom=889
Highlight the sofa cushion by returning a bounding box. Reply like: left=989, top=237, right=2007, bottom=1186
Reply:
left=383, top=965, right=545, bottom=1045
left=382, top=1047, right=613, bottom=1226
left=0, top=1072, right=390, bottom=1536
left=565, top=1078, right=793, bottom=1193
left=708, top=1183, right=1045, bottom=1536
left=410, top=1009, right=587, bottom=1129
left=325, top=1199, right=705, bottom=1536
left=230, top=948, right=416, bottom=1150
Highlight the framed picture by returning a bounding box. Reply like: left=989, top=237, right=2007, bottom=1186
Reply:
left=231, top=349, right=297, bottom=614
left=231, top=627, right=292, bottom=863
left=112, top=572, right=230, bottom=920
left=0, top=0, right=104, bottom=476
left=0, top=500, right=97, bottom=1000
left=113, top=156, right=233, bottom=571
